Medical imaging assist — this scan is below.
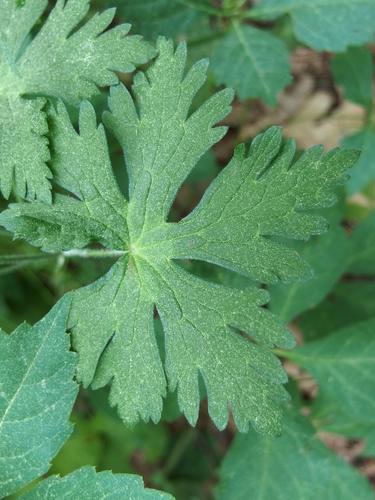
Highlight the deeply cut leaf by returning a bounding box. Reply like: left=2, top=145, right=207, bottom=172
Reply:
left=0, top=297, right=77, bottom=498
left=0, top=0, right=154, bottom=201
left=0, top=39, right=358, bottom=434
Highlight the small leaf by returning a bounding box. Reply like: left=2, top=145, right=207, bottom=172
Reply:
left=211, top=23, right=291, bottom=104
left=0, top=297, right=77, bottom=498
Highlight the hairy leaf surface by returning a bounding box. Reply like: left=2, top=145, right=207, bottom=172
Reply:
left=0, top=39, right=358, bottom=434
left=0, top=0, right=154, bottom=201
left=21, top=466, right=172, bottom=499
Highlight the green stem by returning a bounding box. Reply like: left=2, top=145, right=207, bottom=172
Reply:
left=0, top=249, right=128, bottom=267
left=62, top=249, right=127, bottom=259
left=0, top=253, right=57, bottom=264
left=272, top=348, right=299, bottom=360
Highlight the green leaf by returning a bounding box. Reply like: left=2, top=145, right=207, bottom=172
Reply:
left=342, top=128, right=375, bottom=195
left=21, top=466, right=173, bottom=499
left=211, top=23, right=291, bottom=104
left=217, top=412, right=373, bottom=500
left=347, top=212, right=375, bottom=274
left=286, top=319, right=375, bottom=426
left=0, top=39, right=358, bottom=434
left=0, top=297, right=77, bottom=498
left=299, top=281, right=375, bottom=341
left=331, top=46, right=374, bottom=110
left=251, top=0, right=375, bottom=52
left=0, top=0, right=154, bottom=201
left=269, top=225, right=349, bottom=322
left=107, top=0, right=209, bottom=40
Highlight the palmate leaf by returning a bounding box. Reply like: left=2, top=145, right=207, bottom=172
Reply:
left=0, top=0, right=154, bottom=201
left=0, top=298, right=77, bottom=498
left=251, top=0, right=375, bottom=52
left=0, top=39, right=358, bottom=434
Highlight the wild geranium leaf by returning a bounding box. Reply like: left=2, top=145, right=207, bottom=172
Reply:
left=269, top=224, right=349, bottom=322
left=331, top=46, right=374, bottom=110
left=251, top=0, right=375, bottom=52
left=21, top=466, right=173, bottom=499
left=211, top=23, right=291, bottom=105
left=347, top=212, right=375, bottom=275
left=0, top=298, right=77, bottom=498
left=217, top=412, right=373, bottom=500
left=0, top=0, right=154, bottom=201
left=0, top=39, right=358, bottom=434
left=286, top=318, right=375, bottom=426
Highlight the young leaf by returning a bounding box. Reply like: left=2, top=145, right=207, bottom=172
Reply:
left=21, top=466, right=172, bottom=499
left=269, top=225, right=349, bottom=322
left=347, top=212, right=375, bottom=275
left=0, top=297, right=77, bottom=498
left=251, top=0, right=375, bottom=52
left=285, top=318, right=375, bottom=426
left=217, top=412, right=373, bottom=500
left=211, top=23, right=291, bottom=105
left=331, top=46, right=374, bottom=110
left=0, top=0, right=154, bottom=201
left=0, top=39, right=358, bottom=435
